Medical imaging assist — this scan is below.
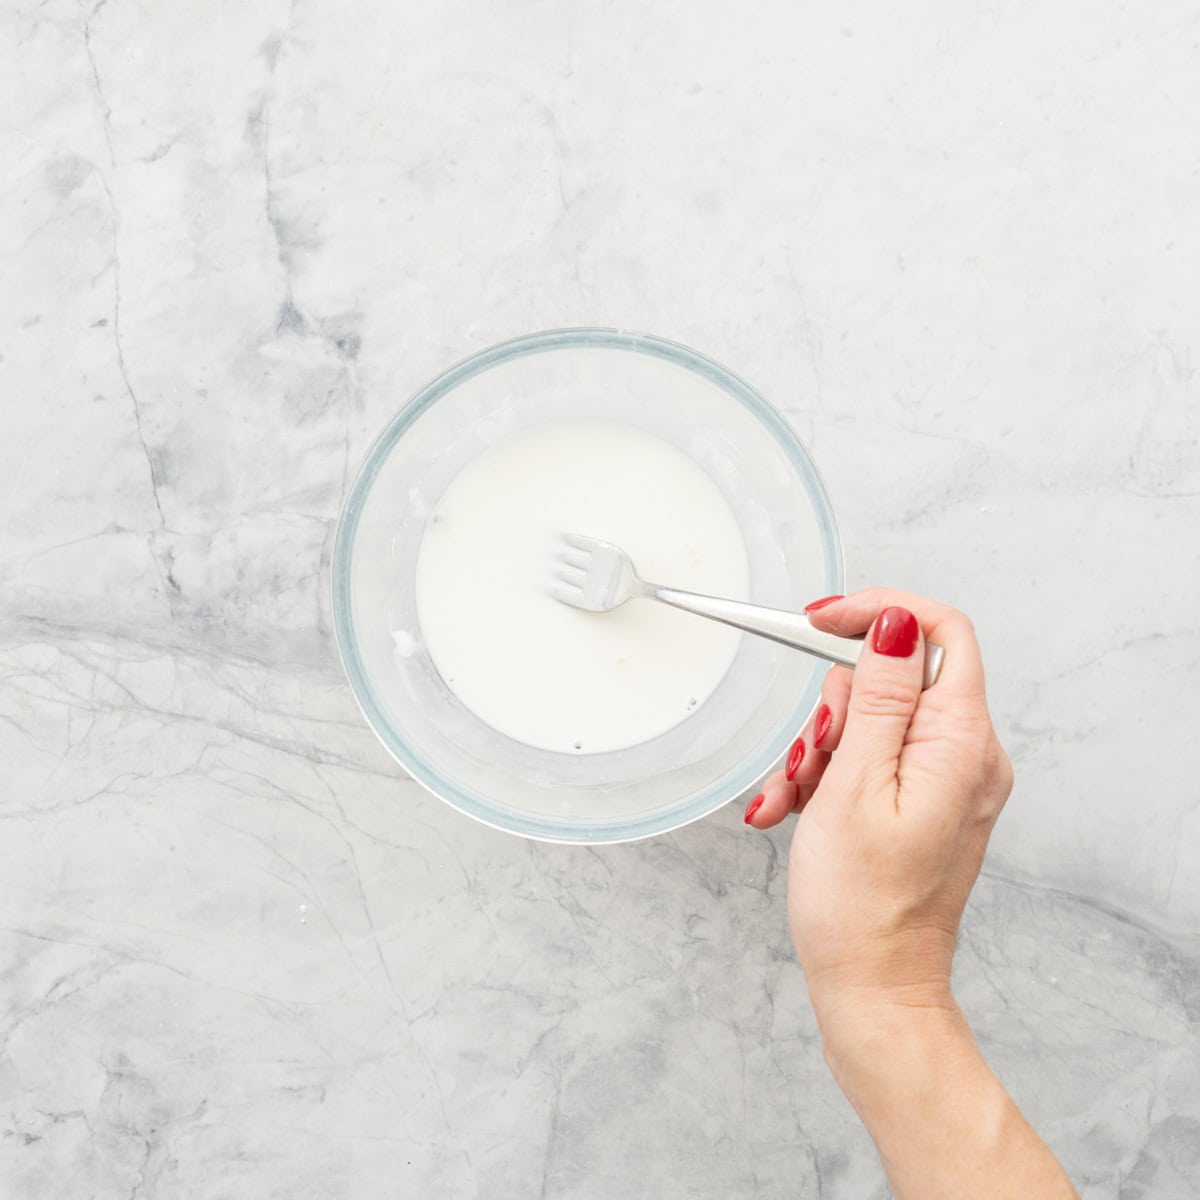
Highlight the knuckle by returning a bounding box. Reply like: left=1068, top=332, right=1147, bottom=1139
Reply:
left=852, top=675, right=920, bottom=720
left=943, top=608, right=977, bottom=643
left=978, top=738, right=1014, bottom=818
left=826, top=664, right=854, bottom=691
left=993, top=744, right=1015, bottom=797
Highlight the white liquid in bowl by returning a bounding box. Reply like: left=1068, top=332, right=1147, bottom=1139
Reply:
left=413, top=420, right=750, bottom=753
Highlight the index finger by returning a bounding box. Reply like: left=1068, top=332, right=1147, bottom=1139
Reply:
left=804, top=588, right=988, bottom=707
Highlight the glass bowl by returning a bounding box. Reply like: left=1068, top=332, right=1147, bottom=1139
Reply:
left=332, top=329, right=842, bottom=843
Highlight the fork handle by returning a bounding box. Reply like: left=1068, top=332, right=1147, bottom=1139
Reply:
left=647, top=586, right=944, bottom=689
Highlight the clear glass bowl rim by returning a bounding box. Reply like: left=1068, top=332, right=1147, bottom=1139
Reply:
left=331, top=327, right=844, bottom=844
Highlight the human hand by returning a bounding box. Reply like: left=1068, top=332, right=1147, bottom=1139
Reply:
left=745, top=590, right=1013, bottom=1025
left=742, top=591, right=1082, bottom=1199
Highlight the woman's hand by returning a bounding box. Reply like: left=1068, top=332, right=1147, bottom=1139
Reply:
left=745, top=589, right=1011, bottom=1017
left=745, top=590, right=1078, bottom=1200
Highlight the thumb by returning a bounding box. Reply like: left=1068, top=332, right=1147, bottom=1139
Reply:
left=838, top=606, right=925, bottom=770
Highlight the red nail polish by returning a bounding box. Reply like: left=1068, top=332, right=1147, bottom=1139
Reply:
left=785, top=736, right=806, bottom=781
left=804, top=595, right=844, bottom=613
left=813, top=704, right=832, bottom=748
left=873, top=606, right=920, bottom=658
left=744, top=793, right=764, bottom=824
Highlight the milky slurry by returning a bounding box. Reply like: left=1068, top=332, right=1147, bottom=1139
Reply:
left=413, top=420, right=750, bottom=753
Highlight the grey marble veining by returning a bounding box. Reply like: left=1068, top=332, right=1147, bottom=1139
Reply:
left=2, top=1, right=1199, bottom=1196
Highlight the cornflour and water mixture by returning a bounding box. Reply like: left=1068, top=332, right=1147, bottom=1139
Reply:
left=414, top=420, right=750, bottom=753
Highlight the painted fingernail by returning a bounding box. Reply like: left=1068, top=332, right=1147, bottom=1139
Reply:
left=785, top=736, right=806, bottom=781
left=813, top=704, right=832, bottom=748
left=873, top=606, right=920, bottom=658
left=804, top=594, right=844, bottom=613
left=744, top=793, right=765, bottom=824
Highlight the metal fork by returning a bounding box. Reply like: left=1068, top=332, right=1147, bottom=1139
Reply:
left=553, top=534, right=944, bottom=689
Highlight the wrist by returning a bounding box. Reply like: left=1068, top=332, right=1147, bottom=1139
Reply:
left=814, top=990, right=966, bottom=1102
left=797, top=920, right=959, bottom=1034
left=810, top=995, right=1079, bottom=1199
left=819, top=995, right=997, bottom=1185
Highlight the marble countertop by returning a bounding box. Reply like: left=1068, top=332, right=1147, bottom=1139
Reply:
left=3, top=1, right=1199, bottom=1196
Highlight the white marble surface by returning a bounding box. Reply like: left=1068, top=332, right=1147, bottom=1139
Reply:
left=2, top=1, right=1199, bottom=1195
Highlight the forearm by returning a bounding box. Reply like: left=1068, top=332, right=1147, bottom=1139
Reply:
left=817, top=998, right=1079, bottom=1200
